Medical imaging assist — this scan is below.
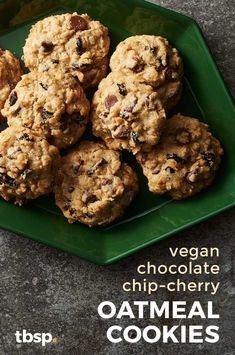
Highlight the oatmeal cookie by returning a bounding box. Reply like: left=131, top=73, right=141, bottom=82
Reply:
left=110, top=35, right=183, bottom=87
left=110, top=35, right=183, bottom=109
left=54, top=141, right=139, bottom=226
left=23, top=13, right=110, bottom=89
left=91, top=72, right=166, bottom=154
left=2, top=70, right=90, bottom=149
left=0, top=127, right=60, bottom=205
left=0, top=49, right=22, bottom=121
left=136, top=114, right=223, bottom=199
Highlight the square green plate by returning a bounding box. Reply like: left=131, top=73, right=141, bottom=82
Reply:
left=0, top=0, right=234, bottom=265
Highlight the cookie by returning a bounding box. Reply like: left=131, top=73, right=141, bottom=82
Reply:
left=0, top=49, right=22, bottom=121
left=110, top=35, right=183, bottom=87
left=91, top=72, right=166, bottom=154
left=136, top=114, right=223, bottom=199
left=110, top=35, right=183, bottom=110
left=23, top=13, right=110, bottom=90
left=0, top=127, right=60, bottom=205
left=2, top=69, right=90, bottom=149
left=54, top=141, right=139, bottom=226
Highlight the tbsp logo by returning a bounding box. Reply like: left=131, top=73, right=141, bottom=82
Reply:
left=15, top=329, right=53, bottom=346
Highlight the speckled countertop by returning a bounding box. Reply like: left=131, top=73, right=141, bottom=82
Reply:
left=0, top=1, right=234, bottom=354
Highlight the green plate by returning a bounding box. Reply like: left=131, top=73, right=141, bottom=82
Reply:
left=0, top=0, right=234, bottom=265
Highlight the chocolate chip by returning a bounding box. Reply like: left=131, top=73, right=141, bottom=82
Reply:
left=68, top=187, right=75, bottom=193
left=166, top=153, right=187, bottom=164
left=59, top=115, right=68, bottom=131
left=120, top=111, right=129, bottom=119
left=69, top=15, right=88, bottom=31
left=102, top=112, right=108, bottom=118
left=7, top=177, right=16, bottom=187
left=41, top=108, right=53, bottom=120
left=69, top=207, right=76, bottom=215
left=0, top=173, right=16, bottom=187
left=201, top=152, right=216, bottom=166
left=41, top=41, right=54, bottom=52
left=87, top=169, right=94, bottom=176
left=63, top=205, right=70, bottom=211
left=19, top=133, right=32, bottom=141
left=9, top=91, right=17, bottom=106
left=165, top=166, right=175, bottom=173
left=130, top=131, right=139, bottom=143
left=145, top=96, right=150, bottom=108
left=83, top=194, right=97, bottom=205
left=51, top=59, right=59, bottom=64
left=125, top=98, right=137, bottom=113
left=113, top=125, right=129, bottom=138
left=117, top=83, right=127, bottom=96
left=105, top=95, right=118, bottom=110
left=39, top=82, right=48, bottom=90
left=150, top=47, right=156, bottom=53
left=132, top=63, right=144, bottom=73
left=76, top=38, right=84, bottom=55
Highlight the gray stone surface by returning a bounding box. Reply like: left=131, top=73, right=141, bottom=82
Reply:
left=0, top=1, right=234, bottom=354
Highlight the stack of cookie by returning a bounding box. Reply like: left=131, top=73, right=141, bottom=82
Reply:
left=0, top=13, right=223, bottom=228
left=91, top=35, right=183, bottom=154
left=22, top=13, right=139, bottom=226
left=0, top=16, right=95, bottom=202
left=0, top=13, right=139, bottom=226
left=91, top=35, right=223, bottom=201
